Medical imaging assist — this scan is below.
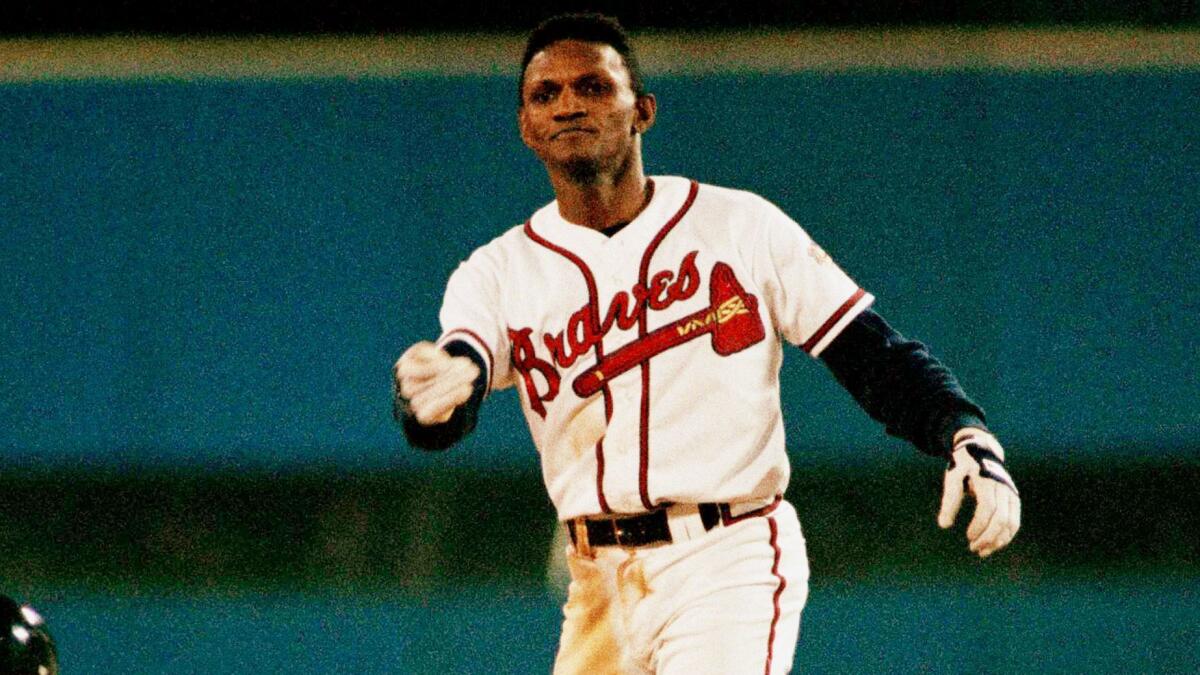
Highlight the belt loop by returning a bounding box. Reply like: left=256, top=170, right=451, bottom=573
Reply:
left=574, top=519, right=593, bottom=558
left=666, top=503, right=698, bottom=543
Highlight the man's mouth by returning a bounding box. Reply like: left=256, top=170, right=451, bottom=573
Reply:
left=552, top=127, right=597, bottom=139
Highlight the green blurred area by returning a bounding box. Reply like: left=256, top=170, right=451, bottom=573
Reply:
left=4, top=454, right=1196, bottom=594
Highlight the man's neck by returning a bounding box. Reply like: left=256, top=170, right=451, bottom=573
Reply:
left=550, top=166, right=652, bottom=231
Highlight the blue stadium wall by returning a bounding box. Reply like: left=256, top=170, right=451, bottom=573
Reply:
left=2, top=71, right=1196, bottom=471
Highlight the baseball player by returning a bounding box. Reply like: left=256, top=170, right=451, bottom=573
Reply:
left=393, top=13, right=1021, bottom=674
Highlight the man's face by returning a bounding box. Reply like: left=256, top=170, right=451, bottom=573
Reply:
left=518, top=40, right=654, bottom=182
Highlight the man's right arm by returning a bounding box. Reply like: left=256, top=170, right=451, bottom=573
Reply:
left=393, top=340, right=488, bottom=450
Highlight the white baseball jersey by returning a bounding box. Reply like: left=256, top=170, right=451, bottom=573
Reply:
left=437, top=176, right=874, bottom=520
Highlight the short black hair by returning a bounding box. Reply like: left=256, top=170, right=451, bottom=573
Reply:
left=518, top=13, right=646, bottom=107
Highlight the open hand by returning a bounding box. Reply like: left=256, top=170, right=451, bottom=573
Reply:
left=937, top=428, right=1021, bottom=558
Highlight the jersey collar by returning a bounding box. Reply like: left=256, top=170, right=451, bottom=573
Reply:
left=527, top=176, right=694, bottom=254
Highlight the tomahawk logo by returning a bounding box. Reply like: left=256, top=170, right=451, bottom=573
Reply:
left=572, top=262, right=763, bottom=397
left=509, top=256, right=764, bottom=417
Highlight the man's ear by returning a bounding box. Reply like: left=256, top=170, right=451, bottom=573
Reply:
left=632, top=93, right=657, bottom=135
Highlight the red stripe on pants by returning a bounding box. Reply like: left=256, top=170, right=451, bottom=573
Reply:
left=765, top=516, right=787, bottom=674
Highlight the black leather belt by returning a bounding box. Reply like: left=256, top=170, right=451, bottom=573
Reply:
left=568, top=503, right=723, bottom=548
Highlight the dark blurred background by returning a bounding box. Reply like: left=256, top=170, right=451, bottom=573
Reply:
left=1, top=2, right=1198, bottom=673
left=4, top=0, right=1199, bottom=33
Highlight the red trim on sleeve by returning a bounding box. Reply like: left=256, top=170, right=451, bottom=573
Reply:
left=801, top=287, right=867, bottom=354
left=523, top=220, right=613, bottom=514
left=636, top=179, right=699, bottom=511
left=764, top=516, right=787, bottom=675
left=441, top=327, right=495, bottom=393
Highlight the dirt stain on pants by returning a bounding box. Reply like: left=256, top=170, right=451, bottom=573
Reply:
left=554, top=549, right=656, bottom=675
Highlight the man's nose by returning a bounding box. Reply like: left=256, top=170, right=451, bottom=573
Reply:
left=552, top=90, right=586, bottom=122
left=554, top=109, right=586, bottom=122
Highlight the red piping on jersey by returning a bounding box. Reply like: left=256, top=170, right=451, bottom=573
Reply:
left=441, top=327, right=495, bottom=393
left=719, top=495, right=782, bottom=527
left=636, top=179, right=700, bottom=511
left=802, top=287, right=867, bottom=354
left=523, top=220, right=613, bottom=514
left=765, top=516, right=786, bottom=675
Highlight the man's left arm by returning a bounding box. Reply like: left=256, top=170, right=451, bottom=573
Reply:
left=819, top=309, right=1021, bottom=558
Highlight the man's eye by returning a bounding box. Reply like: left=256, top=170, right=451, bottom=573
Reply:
left=530, top=91, right=552, bottom=104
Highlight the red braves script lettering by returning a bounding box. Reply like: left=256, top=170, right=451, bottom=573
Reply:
left=510, top=251, right=700, bottom=418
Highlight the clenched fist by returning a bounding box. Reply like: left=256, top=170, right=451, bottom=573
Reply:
left=938, top=428, right=1021, bottom=558
left=393, top=341, right=481, bottom=425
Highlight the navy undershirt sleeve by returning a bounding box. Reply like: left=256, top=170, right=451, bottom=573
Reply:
left=819, top=309, right=987, bottom=457
left=395, top=340, right=488, bottom=451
